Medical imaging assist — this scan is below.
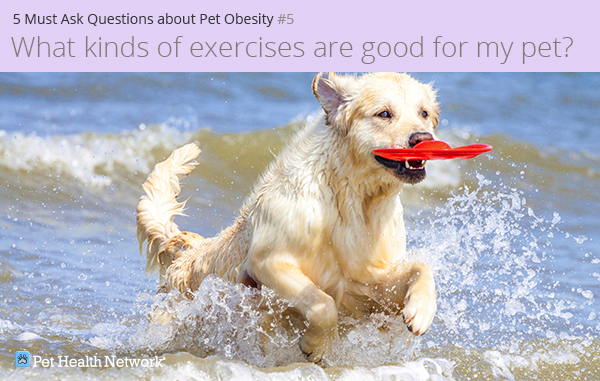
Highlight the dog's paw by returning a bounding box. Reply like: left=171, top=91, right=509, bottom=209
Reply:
left=299, top=325, right=337, bottom=364
left=401, top=284, right=437, bottom=335
left=299, top=341, right=325, bottom=365
left=299, top=335, right=328, bottom=363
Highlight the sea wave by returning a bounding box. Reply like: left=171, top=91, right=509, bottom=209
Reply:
left=0, top=119, right=597, bottom=214
left=0, top=121, right=490, bottom=189
left=0, top=124, right=192, bottom=188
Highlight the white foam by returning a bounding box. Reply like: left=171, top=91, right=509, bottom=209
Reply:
left=17, top=331, right=41, bottom=341
left=417, top=160, right=462, bottom=189
left=483, top=347, right=580, bottom=379
left=0, top=124, right=191, bottom=187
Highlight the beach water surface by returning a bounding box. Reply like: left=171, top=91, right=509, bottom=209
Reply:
left=0, top=73, right=598, bottom=380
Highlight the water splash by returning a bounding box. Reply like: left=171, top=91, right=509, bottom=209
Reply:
left=86, top=274, right=453, bottom=372
left=409, top=174, right=598, bottom=358
left=79, top=174, right=598, bottom=379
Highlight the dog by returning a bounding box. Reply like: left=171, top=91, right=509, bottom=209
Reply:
left=136, top=72, right=438, bottom=362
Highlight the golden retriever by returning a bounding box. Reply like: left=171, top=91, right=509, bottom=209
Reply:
left=136, top=72, right=438, bottom=362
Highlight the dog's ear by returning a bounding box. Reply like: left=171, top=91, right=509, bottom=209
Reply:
left=312, top=72, right=344, bottom=116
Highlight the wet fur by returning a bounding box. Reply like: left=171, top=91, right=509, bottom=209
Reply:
left=137, top=72, right=439, bottom=362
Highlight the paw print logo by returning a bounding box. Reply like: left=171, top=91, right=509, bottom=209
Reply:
left=15, top=351, right=30, bottom=367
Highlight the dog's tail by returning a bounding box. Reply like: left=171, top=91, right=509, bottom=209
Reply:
left=136, top=143, right=201, bottom=275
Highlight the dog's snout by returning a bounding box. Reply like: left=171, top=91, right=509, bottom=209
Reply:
left=409, top=132, right=434, bottom=148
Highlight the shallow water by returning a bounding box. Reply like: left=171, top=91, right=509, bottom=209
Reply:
left=0, top=73, right=599, bottom=380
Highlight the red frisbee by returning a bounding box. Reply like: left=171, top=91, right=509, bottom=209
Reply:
left=373, top=140, right=493, bottom=161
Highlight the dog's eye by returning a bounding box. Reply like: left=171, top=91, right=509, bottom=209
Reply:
left=421, top=110, right=429, bottom=119
left=376, top=111, right=392, bottom=119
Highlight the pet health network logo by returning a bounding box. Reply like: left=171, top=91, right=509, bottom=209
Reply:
left=15, top=351, right=30, bottom=367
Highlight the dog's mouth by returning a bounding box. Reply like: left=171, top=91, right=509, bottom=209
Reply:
left=374, top=155, right=427, bottom=184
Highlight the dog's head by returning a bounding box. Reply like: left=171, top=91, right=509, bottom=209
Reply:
left=313, top=72, right=439, bottom=185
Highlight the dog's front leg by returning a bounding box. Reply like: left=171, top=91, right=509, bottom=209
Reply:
left=402, top=263, right=437, bottom=335
left=378, top=263, right=437, bottom=335
left=253, top=259, right=337, bottom=363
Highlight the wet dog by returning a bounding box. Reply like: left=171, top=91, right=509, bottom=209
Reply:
left=137, top=72, right=438, bottom=362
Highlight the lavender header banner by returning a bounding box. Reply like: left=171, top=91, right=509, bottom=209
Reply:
left=2, top=0, right=594, bottom=72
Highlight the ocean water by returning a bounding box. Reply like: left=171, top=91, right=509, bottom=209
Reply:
left=0, top=73, right=599, bottom=380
